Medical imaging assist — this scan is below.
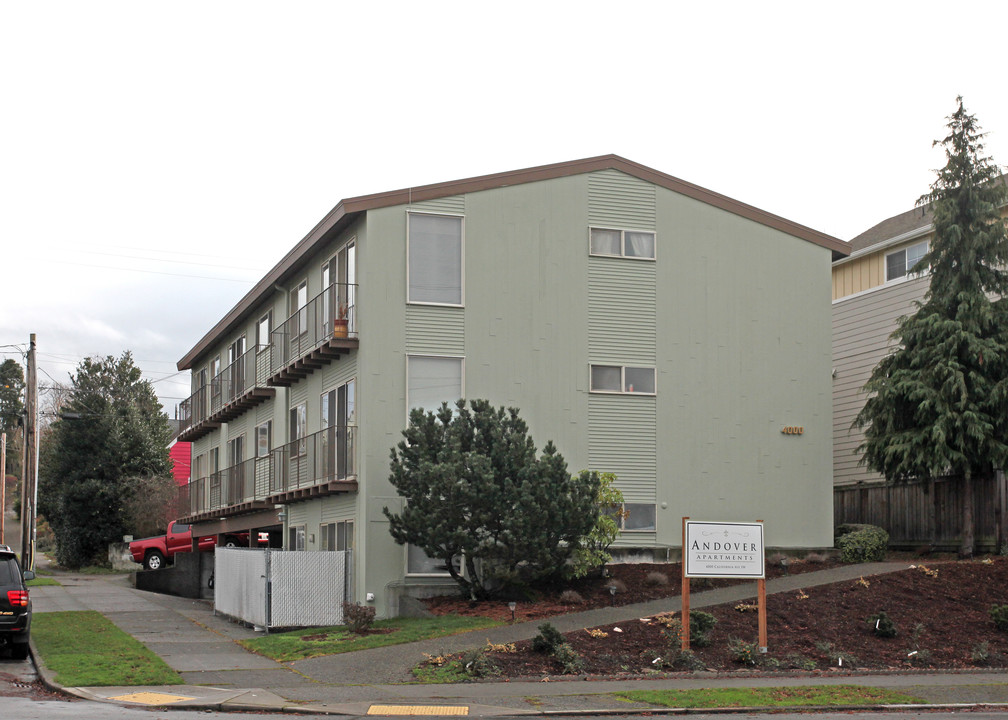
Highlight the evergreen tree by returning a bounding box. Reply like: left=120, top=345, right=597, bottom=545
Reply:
left=384, top=399, right=600, bottom=599
left=39, top=352, right=172, bottom=567
left=854, top=97, right=1008, bottom=556
left=0, top=359, right=25, bottom=478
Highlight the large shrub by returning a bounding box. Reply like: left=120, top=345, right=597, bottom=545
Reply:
left=838, top=524, right=889, bottom=563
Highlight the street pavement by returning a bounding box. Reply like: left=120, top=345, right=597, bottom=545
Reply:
left=26, top=558, right=1008, bottom=716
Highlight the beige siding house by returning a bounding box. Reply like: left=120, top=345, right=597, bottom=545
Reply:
left=176, top=155, right=846, bottom=618
left=832, top=205, right=934, bottom=486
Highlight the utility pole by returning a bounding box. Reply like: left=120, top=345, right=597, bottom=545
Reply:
left=20, top=334, right=37, bottom=570
left=1, top=432, right=6, bottom=544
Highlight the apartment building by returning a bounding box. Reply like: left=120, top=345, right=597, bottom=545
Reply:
left=176, top=155, right=847, bottom=617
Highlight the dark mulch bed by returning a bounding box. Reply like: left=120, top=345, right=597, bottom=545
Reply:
left=421, top=557, right=1008, bottom=678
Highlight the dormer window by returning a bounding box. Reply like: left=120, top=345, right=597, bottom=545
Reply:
left=886, top=240, right=928, bottom=281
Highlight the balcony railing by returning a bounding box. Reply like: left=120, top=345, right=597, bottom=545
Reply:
left=179, top=456, right=274, bottom=520
left=178, top=346, right=275, bottom=441
left=269, top=425, right=357, bottom=501
left=269, top=282, right=358, bottom=386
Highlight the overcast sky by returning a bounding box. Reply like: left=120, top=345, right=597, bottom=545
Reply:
left=3, top=1, right=1007, bottom=414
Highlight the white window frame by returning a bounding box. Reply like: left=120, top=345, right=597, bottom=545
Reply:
left=885, top=240, right=929, bottom=282
left=589, top=226, right=656, bottom=261
left=406, top=354, right=465, bottom=420
left=255, top=420, right=271, bottom=458
left=589, top=364, right=656, bottom=395
left=257, top=311, right=272, bottom=349
left=290, top=402, right=307, bottom=457
left=407, top=211, right=465, bottom=307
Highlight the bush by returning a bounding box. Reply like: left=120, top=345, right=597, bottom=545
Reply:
left=867, top=611, right=898, bottom=638
left=342, top=602, right=376, bottom=634
left=689, top=611, right=717, bottom=648
left=460, top=647, right=500, bottom=678
left=558, top=589, right=585, bottom=605
left=838, top=525, right=889, bottom=563
left=532, top=622, right=565, bottom=654
left=728, top=637, right=758, bottom=665
left=552, top=642, right=584, bottom=674
left=644, top=571, right=669, bottom=586
left=607, top=579, right=627, bottom=594
left=990, top=604, right=1008, bottom=631
left=784, top=653, right=817, bottom=671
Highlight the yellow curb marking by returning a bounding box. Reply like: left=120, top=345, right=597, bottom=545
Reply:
left=108, top=691, right=196, bottom=705
left=367, top=704, right=469, bottom=716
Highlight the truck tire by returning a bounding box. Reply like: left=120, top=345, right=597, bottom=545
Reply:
left=223, top=537, right=239, bottom=548
left=11, top=642, right=29, bottom=660
left=145, top=550, right=166, bottom=571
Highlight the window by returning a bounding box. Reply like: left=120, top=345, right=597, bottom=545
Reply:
left=322, top=379, right=356, bottom=478
left=257, top=312, right=271, bottom=348
left=290, top=403, right=306, bottom=456
left=408, top=213, right=463, bottom=305
left=407, top=356, right=463, bottom=414
left=606, top=503, right=657, bottom=532
left=288, top=525, right=306, bottom=551
left=321, top=520, right=354, bottom=551
left=255, top=421, right=271, bottom=458
left=210, top=355, right=221, bottom=379
left=590, top=227, right=656, bottom=260
left=407, top=546, right=462, bottom=575
left=590, top=364, right=656, bottom=394
left=227, top=435, right=244, bottom=466
left=291, top=280, right=308, bottom=335
left=886, top=240, right=928, bottom=281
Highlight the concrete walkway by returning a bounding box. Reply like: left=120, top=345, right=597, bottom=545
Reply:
left=27, top=560, right=1008, bottom=715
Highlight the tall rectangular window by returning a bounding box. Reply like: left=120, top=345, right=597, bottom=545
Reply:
left=407, top=356, right=463, bottom=414
left=408, top=213, right=463, bottom=305
left=257, top=312, right=271, bottom=348
left=255, top=421, right=271, bottom=458
left=290, top=403, right=306, bottom=456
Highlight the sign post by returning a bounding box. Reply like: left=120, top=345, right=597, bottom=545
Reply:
left=681, top=518, right=766, bottom=651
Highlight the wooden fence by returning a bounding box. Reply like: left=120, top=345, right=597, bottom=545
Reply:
left=834, top=473, right=1008, bottom=553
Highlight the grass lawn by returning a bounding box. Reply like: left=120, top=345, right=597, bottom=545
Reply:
left=27, top=576, right=61, bottom=587
left=617, top=686, right=924, bottom=708
left=31, top=611, right=183, bottom=686
left=242, top=615, right=502, bottom=662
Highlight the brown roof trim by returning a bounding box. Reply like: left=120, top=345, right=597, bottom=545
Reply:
left=179, top=154, right=847, bottom=370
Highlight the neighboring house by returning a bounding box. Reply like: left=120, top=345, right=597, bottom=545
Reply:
left=176, top=154, right=847, bottom=617
left=831, top=204, right=934, bottom=487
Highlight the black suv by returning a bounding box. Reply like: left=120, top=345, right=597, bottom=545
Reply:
left=0, top=545, right=34, bottom=659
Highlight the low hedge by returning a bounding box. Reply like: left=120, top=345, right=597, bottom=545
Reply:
left=837, top=524, right=889, bottom=563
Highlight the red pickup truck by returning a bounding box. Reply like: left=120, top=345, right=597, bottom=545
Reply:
left=129, top=521, right=245, bottom=570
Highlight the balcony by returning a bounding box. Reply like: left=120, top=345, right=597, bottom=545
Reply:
left=269, top=282, right=358, bottom=387
left=268, top=425, right=358, bottom=503
left=178, top=346, right=275, bottom=442
left=178, top=456, right=275, bottom=523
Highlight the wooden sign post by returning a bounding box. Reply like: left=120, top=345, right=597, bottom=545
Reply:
left=681, top=518, right=766, bottom=652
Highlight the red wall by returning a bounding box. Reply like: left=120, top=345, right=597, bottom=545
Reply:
left=168, top=440, right=191, bottom=487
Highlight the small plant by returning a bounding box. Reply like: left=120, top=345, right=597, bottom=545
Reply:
left=669, top=647, right=705, bottom=671
left=735, top=602, right=759, bottom=612
left=854, top=576, right=870, bottom=588
left=783, top=652, right=817, bottom=671
left=607, top=578, right=628, bottom=594
left=551, top=642, right=584, bottom=674
left=728, top=637, right=758, bottom=665
left=585, top=627, right=608, bottom=638
left=971, top=641, right=990, bottom=665
left=904, top=622, right=930, bottom=666
left=990, top=604, right=1008, bottom=631
left=342, top=602, right=376, bottom=634
left=816, top=641, right=858, bottom=668
left=838, top=524, right=889, bottom=563
left=689, top=611, right=717, bottom=648
left=460, top=647, right=501, bottom=678
left=796, top=589, right=809, bottom=600
left=804, top=552, right=828, bottom=564
left=644, top=571, right=669, bottom=586
left=867, top=611, right=898, bottom=638
left=767, top=552, right=787, bottom=566
left=914, top=564, right=938, bottom=578
left=558, top=589, right=585, bottom=605
left=532, top=622, right=565, bottom=654
left=484, top=640, right=516, bottom=653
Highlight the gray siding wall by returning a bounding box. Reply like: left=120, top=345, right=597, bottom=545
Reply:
left=832, top=275, right=930, bottom=485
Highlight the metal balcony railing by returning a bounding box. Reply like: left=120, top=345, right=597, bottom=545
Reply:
left=270, top=282, right=357, bottom=383
left=178, top=346, right=275, bottom=441
left=179, top=456, right=274, bottom=518
left=270, top=425, right=357, bottom=497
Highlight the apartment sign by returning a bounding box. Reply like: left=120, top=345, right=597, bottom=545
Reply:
left=684, top=520, right=765, bottom=578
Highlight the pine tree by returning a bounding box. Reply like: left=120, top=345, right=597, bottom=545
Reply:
left=384, top=399, right=600, bottom=599
left=854, top=97, right=1008, bottom=556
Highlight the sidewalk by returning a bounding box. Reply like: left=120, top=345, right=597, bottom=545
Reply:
left=27, top=560, right=1008, bottom=715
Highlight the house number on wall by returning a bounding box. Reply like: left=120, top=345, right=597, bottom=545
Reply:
left=781, top=426, right=804, bottom=435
